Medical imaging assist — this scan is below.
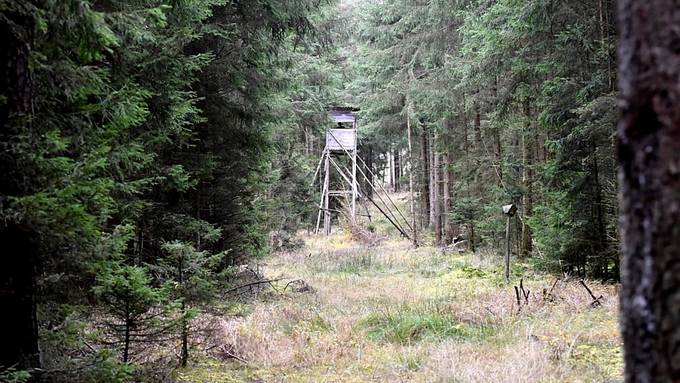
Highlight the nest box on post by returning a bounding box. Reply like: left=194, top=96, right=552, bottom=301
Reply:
left=502, top=203, right=517, bottom=282
left=503, top=204, right=517, bottom=217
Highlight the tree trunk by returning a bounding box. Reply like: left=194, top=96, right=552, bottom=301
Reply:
left=429, top=129, right=436, bottom=228
left=394, top=149, right=401, bottom=192
left=495, top=127, right=503, bottom=181
left=0, top=227, right=40, bottom=370
left=389, top=151, right=395, bottom=191
left=178, top=256, right=189, bottom=367
left=442, top=118, right=454, bottom=244
left=469, top=222, right=476, bottom=253
left=462, top=108, right=474, bottom=252
left=365, top=145, right=373, bottom=198
left=0, top=1, right=41, bottom=372
left=433, top=130, right=442, bottom=245
left=180, top=302, right=189, bottom=367
left=591, top=143, right=607, bottom=277
left=123, top=314, right=131, bottom=363
left=472, top=104, right=482, bottom=197
left=420, top=124, right=430, bottom=228
left=618, top=1, right=680, bottom=381
left=406, top=101, right=418, bottom=247
left=520, top=102, right=534, bottom=259
left=474, top=103, right=483, bottom=155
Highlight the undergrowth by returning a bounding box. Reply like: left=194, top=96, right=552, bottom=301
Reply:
left=177, top=227, right=622, bottom=383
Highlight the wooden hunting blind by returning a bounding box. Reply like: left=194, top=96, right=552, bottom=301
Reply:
left=316, top=107, right=359, bottom=235
left=326, top=109, right=358, bottom=151
left=312, top=107, right=413, bottom=240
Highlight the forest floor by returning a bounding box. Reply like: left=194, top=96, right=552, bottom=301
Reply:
left=178, top=196, right=623, bottom=383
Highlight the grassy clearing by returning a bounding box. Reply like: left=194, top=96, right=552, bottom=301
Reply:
left=178, top=199, right=622, bottom=382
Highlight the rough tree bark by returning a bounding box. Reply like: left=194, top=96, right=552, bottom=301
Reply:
left=618, top=1, right=680, bottom=381
left=0, top=1, right=42, bottom=372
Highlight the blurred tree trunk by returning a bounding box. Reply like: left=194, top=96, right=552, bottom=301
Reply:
left=618, top=0, right=680, bottom=381
left=0, top=1, right=41, bottom=371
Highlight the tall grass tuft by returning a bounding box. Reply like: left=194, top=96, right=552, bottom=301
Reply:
left=358, top=307, right=496, bottom=344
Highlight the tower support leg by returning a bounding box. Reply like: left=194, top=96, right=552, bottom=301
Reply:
left=323, top=150, right=331, bottom=235
left=351, top=148, right=357, bottom=221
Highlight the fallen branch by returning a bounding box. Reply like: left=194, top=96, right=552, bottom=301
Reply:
left=520, top=278, right=530, bottom=304
left=83, top=341, right=97, bottom=353
left=284, top=279, right=304, bottom=292
left=579, top=280, right=603, bottom=307
left=224, top=278, right=287, bottom=295
left=484, top=306, right=496, bottom=317
left=219, top=345, right=248, bottom=364
left=543, top=278, right=560, bottom=302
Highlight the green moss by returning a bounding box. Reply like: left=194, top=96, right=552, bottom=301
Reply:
left=454, top=265, right=488, bottom=279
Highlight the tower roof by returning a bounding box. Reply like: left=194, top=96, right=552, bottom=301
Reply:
left=329, top=107, right=359, bottom=124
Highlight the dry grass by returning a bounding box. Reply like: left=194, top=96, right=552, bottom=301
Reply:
left=178, top=198, right=622, bottom=383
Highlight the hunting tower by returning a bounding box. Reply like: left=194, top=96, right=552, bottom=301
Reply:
left=316, top=107, right=359, bottom=235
